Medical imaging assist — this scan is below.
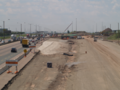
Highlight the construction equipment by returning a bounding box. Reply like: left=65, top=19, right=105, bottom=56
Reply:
left=94, top=37, right=97, bottom=42
left=22, top=39, right=29, bottom=47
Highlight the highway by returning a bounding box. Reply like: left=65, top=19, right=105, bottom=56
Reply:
left=0, top=39, right=13, bottom=44
left=0, top=40, right=33, bottom=65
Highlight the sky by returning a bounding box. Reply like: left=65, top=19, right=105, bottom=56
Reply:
left=0, top=0, right=120, bottom=33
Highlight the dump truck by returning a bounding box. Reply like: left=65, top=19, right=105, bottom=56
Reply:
left=77, top=35, right=82, bottom=39
left=22, top=39, right=29, bottom=47
left=94, top=37, right=97, bottom=42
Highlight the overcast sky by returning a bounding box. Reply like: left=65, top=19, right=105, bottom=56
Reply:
left=0, top=0, right=120, bottom=33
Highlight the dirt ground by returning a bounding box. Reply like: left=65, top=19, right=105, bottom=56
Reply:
left=38, top=38, right=69, bottom=55
left=3, top=37, right=120, bottom=90
left=55, top=37, right=120, bottom=90
left=3, top=38, right=71, bottom=90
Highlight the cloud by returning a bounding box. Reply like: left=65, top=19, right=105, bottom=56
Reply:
left=111, top=0, right=120, bottom=10
left=0, top=3, right=2, bottom=6
left=6, top=2, right=11, bottom=6
left=111, top=0, right=116, bottom=3
left=112, top=3, right=119, bottom=9
left=7, top=8, right=13, bottom=13
left=0, top=9, right=4, bottom=13
left=0, top=0, right=120, bottom=32
left=11, top=0, right=19, bottom=2
left=26, top=2, right=31, bottom=6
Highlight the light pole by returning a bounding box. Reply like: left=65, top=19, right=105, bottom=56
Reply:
left=36, top=25, right=37, bottom=36
left=17, top=22, right=21, bottom=37
left=3, top=21, right=5, bottom=40
left=24, top=22, right=26, bottom=34
left=76, top=18, right=77, bottom=31
left=30, top=24, right=31, bottom=36
left=21, top=24, right=22, bottom=36
left=8, top=19, right=10, bottom=30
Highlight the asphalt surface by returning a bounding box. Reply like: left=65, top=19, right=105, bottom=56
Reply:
left=0, top=39, right=13, bottom=44
left=0, top=38, right=39, bottom=65
left=0, top=41, right=26, bottom=65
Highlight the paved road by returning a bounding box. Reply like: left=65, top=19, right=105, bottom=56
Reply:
left=0, top=38, right=40, bottom=65
left=0, top=41, right=26, bottom=65
left=0, top=39, right=13, bottom=44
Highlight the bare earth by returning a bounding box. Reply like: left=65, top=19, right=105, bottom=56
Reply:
left=3, top=38, right=120, bottom=90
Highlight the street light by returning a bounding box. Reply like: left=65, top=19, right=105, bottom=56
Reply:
left=17, top=22, right=21, bottom=36
left=24, top=22, right=26, bottom=34
left=8, top=19, right=10, bottom=30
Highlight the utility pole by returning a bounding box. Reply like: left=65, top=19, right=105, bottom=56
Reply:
left=16, top=28, right=17, bottom=35
left=24, top=22, right=26, bottom=32
left=36, top=25, right=37, bottom=36
left=30, top=24, right=31, bottom=36
left=110, top=24, right=111, bottom=29
left=21, top=24, right=22, bottom=36
left=118, top=23, right=119, bottom=44
left=102, top=22, right=103, bottom=31
left=72, top=21, right=73, bottom=32
left=96, top=23, right=97, bottom=35
left=76, top=18, right=77, bottom=32
left=3, top=21, right=5, bottom=40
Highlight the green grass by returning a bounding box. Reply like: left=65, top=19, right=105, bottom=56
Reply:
left=107, top=34, right=120, bottom=40
left=0, top=36, right=10, bottom=39
left=16, top=34, right=26, bottom=37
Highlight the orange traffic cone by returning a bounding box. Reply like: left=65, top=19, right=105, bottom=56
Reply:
left=7, top=71, right=12, bottom=73
left=24, top=53, right=26, bottom=57
left=15, top=71, right=18, bottom=74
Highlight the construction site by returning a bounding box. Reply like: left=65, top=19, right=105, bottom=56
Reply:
left=0, top=34, right=120, bottom=90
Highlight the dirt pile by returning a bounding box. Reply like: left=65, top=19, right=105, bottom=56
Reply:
left=37, top=40, right=69, bottom=55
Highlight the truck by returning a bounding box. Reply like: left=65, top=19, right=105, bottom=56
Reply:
left=22, top=39, right=29, bottom=47
left=94, top=37, right=97, bottom=42
left=26, top=34, right=30, bottom=38
left=77, top=35, right=82, bottom=39
left=11, top=34, right=16, bottom=40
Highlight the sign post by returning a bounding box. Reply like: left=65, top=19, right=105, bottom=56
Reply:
left=29, top=45, right=36, bottom=53
left=24, top=49, right=27, bottom=57
left=6, top=60, right=18, bottom=74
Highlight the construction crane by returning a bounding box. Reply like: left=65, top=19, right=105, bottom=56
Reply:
left=63, top=23, right=72, bottom=33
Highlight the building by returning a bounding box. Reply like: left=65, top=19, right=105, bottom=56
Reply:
left=0, top=28, right=11, bottom=34
left=36, top=31, right=48, bottom=34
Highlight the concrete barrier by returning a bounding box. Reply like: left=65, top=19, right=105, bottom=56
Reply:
left=0, top=49, right=30, bottom=75
left=0, top=40, right=19, bottom=46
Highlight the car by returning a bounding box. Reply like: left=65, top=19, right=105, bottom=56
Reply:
left=11, top=48, right=17, bottom=53
left=20, top=39, right=22, bottom=43
left=16, top=37, right=20, bottom=40
left=32, top=40, right=35, bottom=43
left=77, top=36, right=82, bottom=39
left=29, top=39, right=32, bottom=42
left=37, top=37, right=40, bottom=40
left=35, top=39, right=37, bottom=41
left=29, top=42, right=31, bottom=45
left=0, top=39, right=2, bottom=42
left=13, top=38, right=16, bottom=41
left=8, top=40, right=11, bottom=43
left=1, top=40, right=5, bottom=43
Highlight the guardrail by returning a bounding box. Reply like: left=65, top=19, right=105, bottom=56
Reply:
left=0, top=40, right=20, bottom=46
left=0, top=39, right=41, bottom=75
left=0, top=49, right=31, bottom=75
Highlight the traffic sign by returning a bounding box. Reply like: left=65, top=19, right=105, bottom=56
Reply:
left=29, top=45, right=36, bottom=49
left=6, top=60, right=18, bottom=66
left=24, top=49, right=27, bottom=53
